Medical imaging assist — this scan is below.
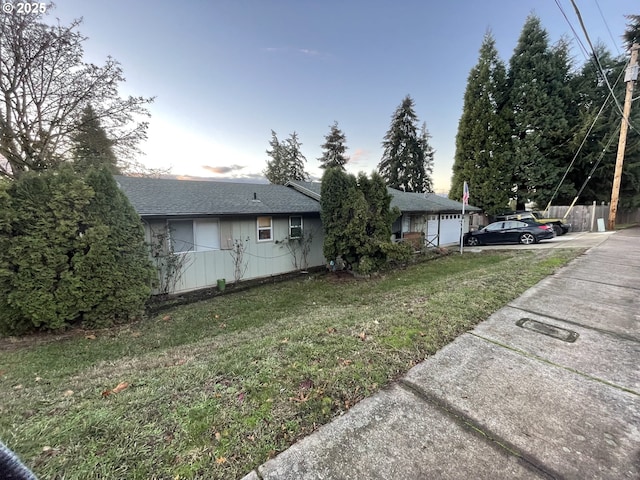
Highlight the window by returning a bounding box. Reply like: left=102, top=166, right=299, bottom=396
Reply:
left=257, top=216, right=272, bottom=241
left=485, top=222, right=505, bottom=232
left=289, top=216, right=302, bottom=238
left=194, top=220, right=221, bottom=251
left=168, top=219, right=220, bottom=253
left=168, top=220, right=194, bottom=253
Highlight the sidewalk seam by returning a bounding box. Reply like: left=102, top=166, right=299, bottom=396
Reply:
left=470, top=332, right=639, bottom=397
left=398, top=378, right=559, bottom=480
left=558, top=275, right=640, bottom=292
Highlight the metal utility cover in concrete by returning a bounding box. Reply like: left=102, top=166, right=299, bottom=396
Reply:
left=516, top=318, right=579, bottom=342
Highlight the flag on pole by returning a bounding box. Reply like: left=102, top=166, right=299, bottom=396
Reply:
left=462, top=181, right=469, bottom=205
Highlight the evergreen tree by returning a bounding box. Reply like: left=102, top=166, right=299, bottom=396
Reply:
left=319, top=121, right=349, bottom=170
left=0, top=166, right=153, bottom=334
left=378, top=95, right=434, bottom=193
left=418, top=123, right=435, bottom=193
left=506, top=15, right=576, bottom=208
left=321, top=168, right=404, bottom=274
left=571, top=45, right=640, bottom=207
left=78, top=167, right=154, bottom=323
left=320, top=167, right=363, bottom=267
left=283, top=132, right=309, bottom=182
left=264, top=131, right=288, bottom=184
left=72, top=105, right=120, bottom=174
left=449, top=32, right=511, bottom=214
left=623, top=15, right=640, bottom=50
left=264, top=130, right=309, bottom=184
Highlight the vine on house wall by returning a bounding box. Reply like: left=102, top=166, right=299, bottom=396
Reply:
left=149, top=228, right=193, bottom=295
left=229, top=237, right=250, bottom=284
left=276, top=228, right=314, bottom=271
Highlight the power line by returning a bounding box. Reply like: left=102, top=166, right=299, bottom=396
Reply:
left=568, top=0, right=629, bottom=125
left=593, top=0, right=621, bottom=56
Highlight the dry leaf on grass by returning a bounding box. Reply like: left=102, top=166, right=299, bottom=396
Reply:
left=102, top=381, right=130, bottom=397
left=216, top=457, right=227, bottom=464
left=85, top=334, right=96, bottom=340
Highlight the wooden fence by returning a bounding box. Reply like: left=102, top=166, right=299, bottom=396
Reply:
left=545, top=204, right=639, bottom=232
left=472, top=204, right=639, bottom=232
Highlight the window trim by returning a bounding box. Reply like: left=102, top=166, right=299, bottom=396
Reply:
left=257, top=216, right=273, bottom=242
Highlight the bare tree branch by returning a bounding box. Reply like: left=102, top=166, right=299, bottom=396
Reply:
left=0, top=3, right=154, bottom=178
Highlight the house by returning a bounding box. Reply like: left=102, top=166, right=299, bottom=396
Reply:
left=115, top=176, right=325, bottom=294
left=286, top=181, right=480, bottom=248
left=116, top=176, right=479, bottom=295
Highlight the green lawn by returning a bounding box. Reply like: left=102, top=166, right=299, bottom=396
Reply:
left=0, top=249, right=581, bottom=479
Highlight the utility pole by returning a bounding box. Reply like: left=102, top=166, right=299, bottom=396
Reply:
left=608, top=43, right=639, bottom=230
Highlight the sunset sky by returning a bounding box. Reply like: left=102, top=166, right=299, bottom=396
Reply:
left=52, top=0, right=635, bottom=194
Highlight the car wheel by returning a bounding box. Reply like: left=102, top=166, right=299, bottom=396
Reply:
left=553, top=224, right=563, bottom=236
left=467, top=236, right=480, bottom=246
left=519, top=233, right=536, bottom=245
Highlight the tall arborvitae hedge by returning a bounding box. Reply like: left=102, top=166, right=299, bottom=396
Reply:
left=0, top=166, right=153, bottom=334
left=321, top=168, right=407, bottom=274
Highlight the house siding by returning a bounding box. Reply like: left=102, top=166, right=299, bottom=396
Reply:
left=144, top=215, right=325, bottom=294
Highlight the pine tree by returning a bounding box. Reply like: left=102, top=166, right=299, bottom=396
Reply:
left=506, top=15, right=576, bottom=208
left=283, top=132, right=309, bottom=182
left=264, top=131, right=287, bottom=184
left=72, top=105, right=120, bottom=174
left=418, top=122, right=435, bottom=193
left=449, top=32, right=511, bottom=214
left=378, top=95, right=433, bottom=192
left=623, top=15, right=640, bottom=50
left=319, top=121, right=349, bottom=170
left=264, top=130, right=309, bottom=184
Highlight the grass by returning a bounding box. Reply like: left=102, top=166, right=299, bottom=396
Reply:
left=0, top=248, right=582, bottom=479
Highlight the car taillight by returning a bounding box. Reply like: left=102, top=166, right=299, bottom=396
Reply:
left=539, top=225, right=551, bottom=230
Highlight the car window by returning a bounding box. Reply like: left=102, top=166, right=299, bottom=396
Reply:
left=510, top=221, right=527, bottom=228
left=485, top=222, right=504, bottom=231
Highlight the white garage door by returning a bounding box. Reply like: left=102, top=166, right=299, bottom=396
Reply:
left=439, top=214, right=463, bottom=245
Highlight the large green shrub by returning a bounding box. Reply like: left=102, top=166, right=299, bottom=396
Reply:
left=0, top=166, right=153, bottom=334
left=320, top=168, right=401, bottom=273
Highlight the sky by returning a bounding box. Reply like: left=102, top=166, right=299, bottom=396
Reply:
left=50, top=0, right=636, bottom=194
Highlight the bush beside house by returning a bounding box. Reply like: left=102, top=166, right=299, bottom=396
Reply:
left=0, top=166, right=153, bottom=335
left=320, top=168, right=411, bottom=274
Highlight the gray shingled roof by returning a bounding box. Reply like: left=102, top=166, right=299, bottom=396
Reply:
left=286, top=181, right=480, bottom=214
left=115, top=176, right=321, bottom=217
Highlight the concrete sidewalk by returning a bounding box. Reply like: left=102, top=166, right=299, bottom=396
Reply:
left=242, top=228, right=640, bottom=480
